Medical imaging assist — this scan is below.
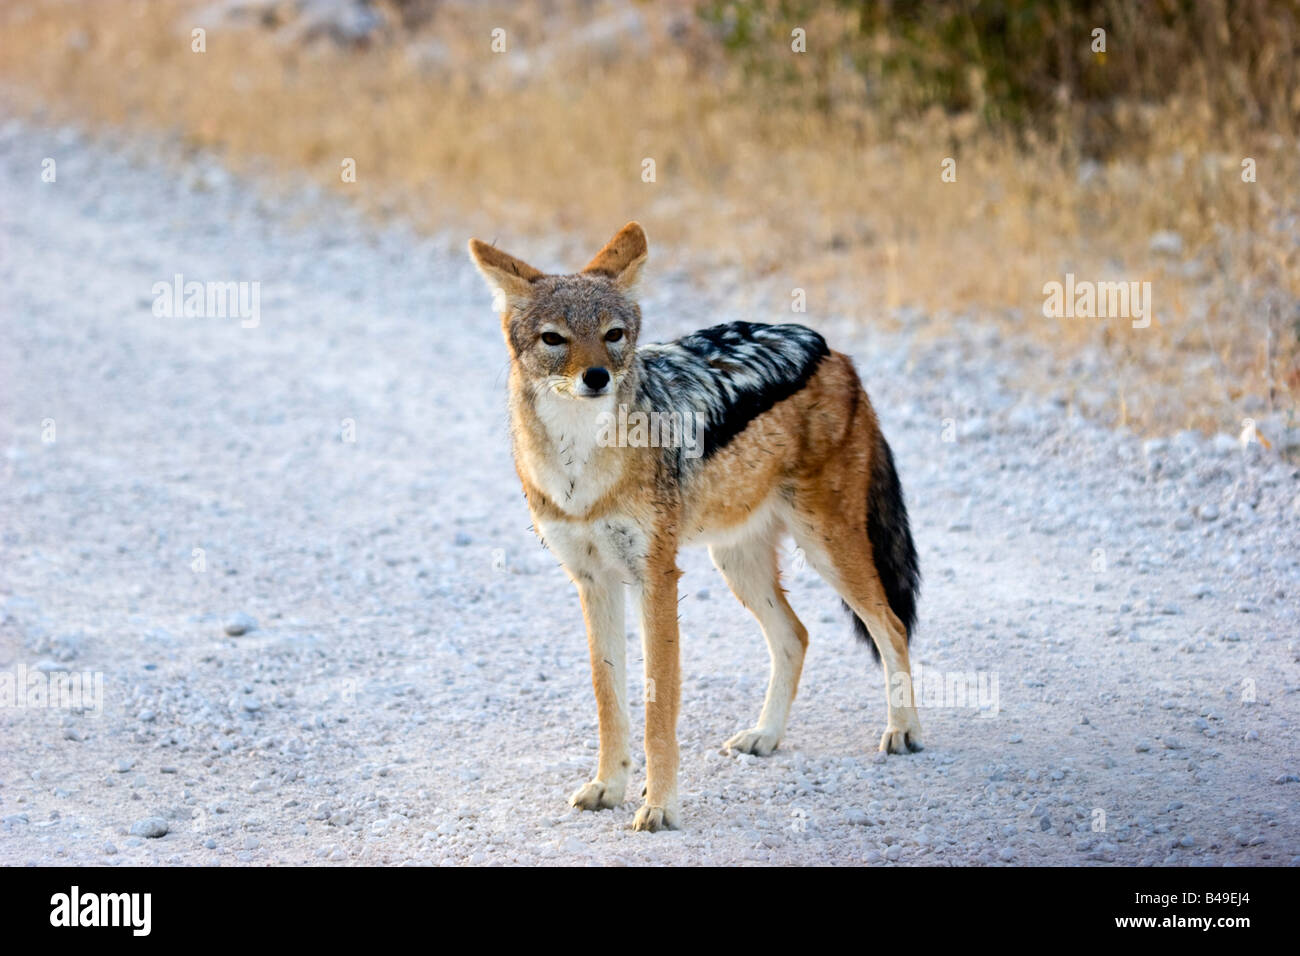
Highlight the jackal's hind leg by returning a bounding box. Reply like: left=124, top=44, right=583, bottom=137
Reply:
left=793, top=528, right=922, bottom=755
left=711, top=539, right=809, bottom=757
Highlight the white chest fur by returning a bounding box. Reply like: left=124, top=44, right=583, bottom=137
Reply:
left=522, top=390, right=622, bottom=516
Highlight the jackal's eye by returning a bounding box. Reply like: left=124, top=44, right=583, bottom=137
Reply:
left=604, top=328, right=624, bottom=343
left=541, top=332, right=566, bottom=346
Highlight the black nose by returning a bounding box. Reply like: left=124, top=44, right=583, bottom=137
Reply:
left=582, top=367, right=610, bottom=391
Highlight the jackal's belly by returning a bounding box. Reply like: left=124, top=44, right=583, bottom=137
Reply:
left=536, top=488, right=787, bottom=588
left=680, top=493, right=785, bottom=549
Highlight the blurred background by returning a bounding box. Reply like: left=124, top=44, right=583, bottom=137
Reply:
left=2, top=0, right=1297, bottom=444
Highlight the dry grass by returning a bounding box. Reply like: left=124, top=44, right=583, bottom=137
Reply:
left=3, top=0, right=1297, bottom=438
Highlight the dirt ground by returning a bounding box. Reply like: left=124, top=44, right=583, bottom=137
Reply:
left=1, top=118, right=1298, bottom=865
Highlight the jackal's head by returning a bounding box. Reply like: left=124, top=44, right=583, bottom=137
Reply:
left=468, top=222, right=647, bottom=400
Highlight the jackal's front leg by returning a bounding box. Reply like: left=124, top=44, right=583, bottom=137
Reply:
left=633, top=555, right=682, bottom=831
left=569, top=571, right=631, bottom=812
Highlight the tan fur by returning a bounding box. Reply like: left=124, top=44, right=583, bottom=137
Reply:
left=468, top=223, right=920, bottom=831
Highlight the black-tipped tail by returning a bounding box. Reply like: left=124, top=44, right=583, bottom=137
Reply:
left=846, top=435, right=920, bottom=663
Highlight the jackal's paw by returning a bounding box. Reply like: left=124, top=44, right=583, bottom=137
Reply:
left=569, top=779, right=626, bottom=811
left=632, top=803, right=678, bottom=832
left=724, top=727, right=781, bottom=757
left=878, top=724, right=924, bottom=754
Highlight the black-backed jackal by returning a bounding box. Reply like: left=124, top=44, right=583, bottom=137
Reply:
left=469, top=223, right=921, bottom=831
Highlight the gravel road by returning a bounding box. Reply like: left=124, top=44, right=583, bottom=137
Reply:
left=2, top=118, right=1298, bottom=866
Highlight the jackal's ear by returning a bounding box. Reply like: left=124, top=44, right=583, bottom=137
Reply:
left=582, top=221, right=648, bottom=292
left=467, top=239, right=544, bottom=311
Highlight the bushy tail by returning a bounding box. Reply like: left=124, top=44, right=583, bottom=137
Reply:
left=846, top=435, right=920, bottom=663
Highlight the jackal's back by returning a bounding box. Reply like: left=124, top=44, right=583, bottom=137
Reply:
left=636, top=321, right=830, bottom=467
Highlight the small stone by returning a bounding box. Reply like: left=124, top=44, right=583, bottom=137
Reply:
left=129, top=817, right=168, bottom=838
left=113, top=758, right=135, bottom=773
left=562, top=836, right=587, bottom=854
left=224, top=612, right=257, bottom=636
left=998, top=847, right=1016, bottom=861
left=1148, top=231, right=1184, bottom=256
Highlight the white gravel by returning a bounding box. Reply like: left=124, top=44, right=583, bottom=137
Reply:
left=1, top=118, right=1298, bottom=866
